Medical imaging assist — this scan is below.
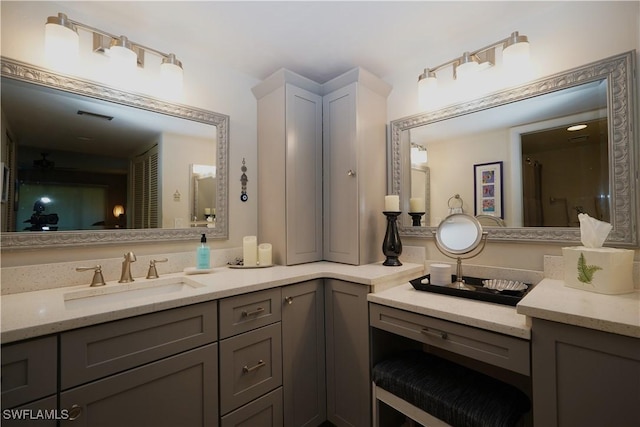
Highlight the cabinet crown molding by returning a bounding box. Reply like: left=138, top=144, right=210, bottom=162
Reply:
left=252, top=66, right=392, bottom=100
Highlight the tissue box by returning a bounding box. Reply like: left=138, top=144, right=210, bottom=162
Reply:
left=562, top=246, right=634, bottom=294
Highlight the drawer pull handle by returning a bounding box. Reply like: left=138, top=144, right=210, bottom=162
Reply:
left=421, top=328, right=448, bottom=340
left=241, top=307, right=265, bottom=317
left=242, top=360, right=266, bottom=373
left=68, top=404, right=82, bottom=421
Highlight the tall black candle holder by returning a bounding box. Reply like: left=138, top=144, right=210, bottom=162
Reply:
left=382, top=211, right=402, bottom=266
left=409, top=212, right=425, bottom=226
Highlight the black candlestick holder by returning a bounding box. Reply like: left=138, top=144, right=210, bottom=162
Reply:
left=382, top=211, right=402, bottom=266
left=409, top=212, right=425, bottom=226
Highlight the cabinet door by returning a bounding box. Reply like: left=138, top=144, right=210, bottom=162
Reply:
left=285, top=84, right=323, bottom=265
left=323, top=84, right=359, bottom=265
left=325, top=279, right=370, bottom=427
left=532, top=319, right=640, bottom=427
left=59, top=343, right=218, bottom=427
left=282, top=280, right=326, bottom=427
left=1, top=396, right=58, bottom=427
left=1, top=335, right=57, bottom=410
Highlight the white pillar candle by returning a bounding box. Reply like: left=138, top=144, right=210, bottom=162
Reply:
left=204, top=208, right=211, bottom=215
left=258, top=243, right=273, bottom=266
left=385, top=195, right=400, bottom=211
left=409, top=197, right=425, bottom=212
left=243, top=236, right=257, bottom=266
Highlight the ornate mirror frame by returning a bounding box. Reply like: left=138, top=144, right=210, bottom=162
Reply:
left=1, top=57, right=229, bottom=249
left=390, top=51, right=637, bottom=246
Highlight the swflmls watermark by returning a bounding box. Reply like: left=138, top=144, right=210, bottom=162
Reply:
left=2, top=409, right=70, bottom=421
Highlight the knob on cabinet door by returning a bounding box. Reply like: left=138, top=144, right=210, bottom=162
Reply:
left=347, top=170, right=356, bottom=177
left=284, top=296, right=293, bottom=305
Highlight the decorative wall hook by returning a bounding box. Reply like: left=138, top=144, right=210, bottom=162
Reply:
left=240, top=158, right=248, bottom=202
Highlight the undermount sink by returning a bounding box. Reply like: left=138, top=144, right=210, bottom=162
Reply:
left=63, top=277, right=204, bottom=310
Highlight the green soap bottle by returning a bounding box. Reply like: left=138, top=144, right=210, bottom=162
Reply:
left=197, top=233, right=210, bottom=269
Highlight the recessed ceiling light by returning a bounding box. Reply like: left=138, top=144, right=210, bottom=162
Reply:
left=567, top=124, right=587, bottom=131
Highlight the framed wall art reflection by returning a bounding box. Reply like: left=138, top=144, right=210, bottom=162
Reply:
left=474, top=161, right=503, bottom=218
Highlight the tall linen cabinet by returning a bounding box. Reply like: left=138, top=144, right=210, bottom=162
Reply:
left=254, top=67, right=390, bottom=266
left=253, top=70, right=324, bottom=265
left=322, top=69, right=391, bottom=265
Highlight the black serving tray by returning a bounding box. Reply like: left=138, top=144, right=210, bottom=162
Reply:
left=409, top=275, right=531, bottom=307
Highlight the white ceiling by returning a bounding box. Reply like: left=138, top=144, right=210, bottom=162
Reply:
left=55, top=1, right=556, bottom=83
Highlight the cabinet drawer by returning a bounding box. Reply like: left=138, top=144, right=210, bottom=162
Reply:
left=221, top=387, right=283, bottom=427
left=220, top=323, right=283, bottom=414
left=219, top=288, right=282, bottom=339
left=1, top=335, right=57, bottom=409
left=60, top=343, right=218, bottom=427
left=61, top=300, right=217, bottom=389
left=370, top=303, right=530, bottom=375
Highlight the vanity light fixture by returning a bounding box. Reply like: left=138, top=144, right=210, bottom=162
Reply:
left=567, top=124, right=587, bottom=131
left=410, top=143, right=428, bottom=164
left=44, top=13, right=184, bottom=89
left=418, top=31, right=530, bottom=102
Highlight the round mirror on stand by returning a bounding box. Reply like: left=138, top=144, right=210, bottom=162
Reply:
left=434, top=213, right=488, bottom=290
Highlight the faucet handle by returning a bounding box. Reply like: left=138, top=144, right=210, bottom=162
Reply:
left=146, top=258, right=168, bottom=279
left=76, top=265, right=106, bottom=287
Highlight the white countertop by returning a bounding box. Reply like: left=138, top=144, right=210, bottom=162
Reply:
left=516, top=278, right=640, bottom=338
left=1, top=261, right=423, bottom=344
left=368, top=283, right=531, bottom=339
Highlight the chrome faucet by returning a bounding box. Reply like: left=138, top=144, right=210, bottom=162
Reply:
left=118, top=252, right=137, bottom=283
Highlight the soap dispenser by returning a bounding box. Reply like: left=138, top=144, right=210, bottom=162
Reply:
left=197, top=233, right=211, bottom=269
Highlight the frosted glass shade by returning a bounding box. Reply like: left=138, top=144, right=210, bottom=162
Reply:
left=503, top=40, right=530, bottom=69
left=455, top=60, right=480, bottom=80
left=418, top=75, right=437, bottom=100
left=44, top=21, right=79, bottom=67
left=109, top=45, right=137, bottom=72
left=160, top=61, right=184, bottom=89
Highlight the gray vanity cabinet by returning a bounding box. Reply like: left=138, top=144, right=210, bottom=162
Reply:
left=219, top=288, right=284, bottom=426
left=1, top=335, right=57, bottom=410
left=59, top=344, right=218, bottom=427
left=324, top=279, right=371, bottom=427
left=254, top=71, right=323, bottom=266
left=58, top=301, right=219, bottom=426
left=323, top=70, right=391, bottom=265
left=1, top=335, right=58, bottom=426
left=281, top=280, right=326, bottom=427
left=531, top=318, right=640, bottom=427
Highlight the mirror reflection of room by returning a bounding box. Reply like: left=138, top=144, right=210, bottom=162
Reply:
left=521, top=118, right=608, bottom=227
left=2, top=77, right=217, bottom=232
left=405, top=79, right=608, bottom=229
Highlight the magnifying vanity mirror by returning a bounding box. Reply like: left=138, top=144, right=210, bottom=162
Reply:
left=1, top=57, right=229, bottom=248
left=434, top=213, right=487, bottom=290
left=390, top=51, right=637, bottom=246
